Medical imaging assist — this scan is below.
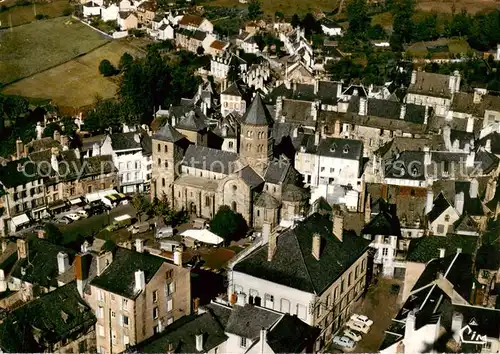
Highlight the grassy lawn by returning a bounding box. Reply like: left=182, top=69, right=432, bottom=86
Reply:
left=0, top=0, right=70, bottom=28
left=416, top=0, right=498, bottom=14
left=2, top=39, right=145, bottom=108
left=371, top=11, right=393, bottom=29
left=0, top=16, right=109, bottom=85
left=406, top=38, right=471, bottom=58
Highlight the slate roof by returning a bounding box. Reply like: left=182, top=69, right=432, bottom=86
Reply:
left=204, top=302, right=232, bottom=327
left=384, top=151, right=426, bottom=181
left=237, top=165, right=264, bottom=189
left=132, top=313, right=227, bottom=353
left=25, top=137, right=60, bottom=153
left=242, top=94, right=274, bottom=126
left=225, top=304, right=282, bottom=338
left=0, top=282, right=96, bottom=353
left=427, top=192, right=453, bottom=223
left=406, top=235, right=478, bottom=263
left=451, top=92, right=500, bottom=117
left=317, top=80, right=341, bottom=104
left=408, top=71, right=453, bottom=98
left=376, top=136, right=445, bottom=160
left=347, top=96, right=427, bottom=124
left=264, top=157, right=290, bottom=184
left=254, top=192, right=280, bottom=208
left=282, top=184, right=308, bottom=202
left=453, top=304, right=500, bottom=339
left=362, top=211, right=401, bottom=237
left=182, top=146, right=239, bottom=175
left=222, top=82, right=243, bottom=97
left=266, top=313, right=319, bottom=353
left=477, top=131, right=500, bottom=155
left=453, top=214, right=479, bottom=233
left=281, top=99, right=315, bottom=126
left=233, top=213, right=371, bottom=294
left=90, top=247, right=165, bottom=299
left=110, top=132, right=142, bottom=151
left=192, top=30, right=207, bottom=41
left=153, top=124, right=185, bottom=143
left=0, top=158, right=40, bottom=189
left=316, top=137, right=363, bottom=160
left=11, top=237, right=76, bottom=288
left=176, top=111, right=207, bottom=132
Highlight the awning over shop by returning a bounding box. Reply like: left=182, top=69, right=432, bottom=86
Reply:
left=49, top=201, right=67, bottom=211
left=180, top=229, right=224, bottom=245
left=69, top=197, right=83, bottom=205
left=11, top=214, right=30, bottom=227
left=32, top=206, right=47, bottom=213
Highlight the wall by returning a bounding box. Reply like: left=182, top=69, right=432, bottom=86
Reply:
left=56, top=327, right=96, bottom=354
left=401, top=261, right=426, bottom=302
left=429, top=206, right=459, bottom=236
left=405, top=93, right=450, bottom=117
left=221, top=94, right=246, bottom=117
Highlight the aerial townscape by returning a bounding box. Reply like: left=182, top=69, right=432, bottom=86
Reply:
left=1, top=0, right=500, bottom=352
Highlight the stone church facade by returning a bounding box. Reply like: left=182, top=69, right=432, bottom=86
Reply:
left=151, top=95, right=308, bottom=229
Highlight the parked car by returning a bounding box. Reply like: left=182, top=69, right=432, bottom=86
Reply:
left=55, top=217, right=72, bottom=224
left=346, top=320, right=370, bottom=334
left=156, top=225, right=174, bottom=239
left=76, top=210, right=88, bottom=218
left=350, top=314, right=374, bottom=327
left=332, top=335, right=356, bottom=350
left=65, top=213, right=81, bottom=221
left=127, top=222, right=151, bottom=234
left=343, top=329, right=362, bottom=342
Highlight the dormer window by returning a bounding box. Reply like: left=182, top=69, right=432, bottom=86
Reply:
left=343, top=145, right=350, bottom=154
left=330, top=143, right=337, bottom=152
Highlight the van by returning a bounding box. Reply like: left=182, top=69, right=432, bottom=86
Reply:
left=193, top=218, right=209, bottom=229
left=127, top=222, right=151, bottom=235
left=156, top=225, right=173, bottom=239
left=106, top=214, right=132, bottom=231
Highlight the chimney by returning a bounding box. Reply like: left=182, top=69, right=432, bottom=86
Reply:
left=314, top=131, right=320, bottom=146
left=312, top=233, right=321, bottom=260
left=75, top=253, right=91, bottom=297
left=470, top=179, right=478, bottom=198
left=16, top=138, right=24, bottom=159
left=51, top=151, right=59, bottom=174
left=314, top=78, right=319, bottom=95
left=173, top=246, right=183, bottom=266
left=292, top=81, right=297, bottom=92
left=57, top=251, right=70, bottom=274
left=358, top=97, right=367, bottom=116
left=260, top=328, right=267, bottom=354
left=195, top=333, right=204, bottom=352
left=167, top=342, right=174, bottom=354
left=455, top=191, right=464, bottom=216
left=473, top=89, right=482, bottom=104
left=449, top=75, right=456, bottom=94
left=135, top=269, right=146, bottom=292
left=236, top=292, right=246, bottom=306
left=424, top=105, right=430, bottom=125
left=426, top=189, right=434, bottom=214
left=411, top=70, right=417, bottom=85
left=1, top=240, right=7, bottom=253
left=171, top=116, right=176, bottom=127
left=92, top=142, right=100, bottom=156
left=443, top=126, right=452, bottom=151
left=399, top=104, right=406, bottom=120
left=485, top=139, right=491, bottom=153
left=36, top=122, right=44, bottom=140
left=454, top=70, right=461, bottom=92
left=74, top=147, right=81, bottom=160
left=135, top=238, right=144, bottom=253
left=451, top=312, right=464, bottom=343
left=96, top=251, right=113, bottom=276
left=405, top=309, right=417, bottom=339
left=53, top=130, right=61, bottom=142
left=275, top=96, right=283, bottom=121
left=336, top=82, right=343, bottom=98
left=364, top=193, right=371, bottom=224
left=193, top=297, right=200, bottom=313
left=466, top=151, right=475, bottom=168
left=16, top=239, right=27, bottom=259
left=439, top=248, right=445, bottom=258
left=424, top=146, right=431, bottom=166
left=466, top=117, right=474, bottom=133
left=267, top=228, right=277, bottom=262
left=333, top=209, right=344, bottom=242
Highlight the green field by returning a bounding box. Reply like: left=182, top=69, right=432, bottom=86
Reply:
left=0, top=16, right=109, bottom=85
left=0, top=0, right=70, bottom=28
left=3, top=39, right=146, bottom=108
left=201, top=0, right=340, bottom=16
left=406, top=38, right=472, bottom=58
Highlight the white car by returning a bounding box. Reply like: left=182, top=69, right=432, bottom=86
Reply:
left=332, top=335, right=355, bottom=349
left=343, top=329, right=362, bottom=342
left=347, top=320, right=370, bottom=334
left=65, top=213, right=81, bottom=221
left=76, top=210, right=88, bottom=218
left=350, top=314, right=373, bottom=327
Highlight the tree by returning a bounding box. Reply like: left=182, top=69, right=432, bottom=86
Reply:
left=85, top=98, right=121, bottom=133
left=247, top=0, right=261, bottom=20
left=210, top=205, right=248, bottom=245
left=301, top=13, right=321, bottom=37
left=196, top=46, right=205, bottom=55
left=132, top=194, right=151, bottom=222
left=44, top=223, right=63, bottom=245
left=61, top=116, right=77, bottom=136
left=347, top=0, right=369, bottom=35
left=43, top=122, right=60, bottom=138
left=367, top=24, right=387, bottom=39
left=227, top=61, right=241, bottom=83
left=391, top=0, right=415, bottom=44
left=99, top=59, right=117, bottom=76
left=119, top=52, right=134, bottom=71
left=275, top=11, right=284, bottom=19
left=291, top=14, right=300, bottom=28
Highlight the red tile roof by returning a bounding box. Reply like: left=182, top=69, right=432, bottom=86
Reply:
left=179, top=14, right=204, bottom=27
left=210, top=40, right=228, bottom=51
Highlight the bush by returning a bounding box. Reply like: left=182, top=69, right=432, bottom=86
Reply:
left=99, top=59, right=117, bottom=76
left=15, top=0, right=31, bottom=6
left=0, top=5, right=8, bottom=12
left=35, top=14, right=48, bottom=20
left=62, top=7, right=73, bottom=16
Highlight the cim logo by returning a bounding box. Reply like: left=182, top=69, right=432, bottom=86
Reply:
left=459, top=318, right=488, bottom=344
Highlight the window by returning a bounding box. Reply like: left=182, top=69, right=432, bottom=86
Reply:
left=164, top=145, right=168, bottom=153
left=444, top=214, right=450, bottom=222
left=97, top=306, right=104, bottom=318
left=240, top=337, right=247, bottom=348
left=264, top=294, right=274, bottom=309
left=205, top=196, right=210, bottom=206
left=341, top=279, right=345, bottom=293
left=157, top=158, right=161, bottom=165
left=330, top=168, right=334, bottom=173
left=157, top=143, right=161, bottom=152
left=153, top=290, right=158, bottom=303
left=153, top=307, right=159, bottom=319
left=355, top=265, right=359, bottom=279
left=162, top=178, right=165, bottom=187
left=167, top=299, right=173, bottom=311
left=326, top=294, right=331, bottom=307
left=167, top=317, right=174, bottom=325
left=122, top=315, right=129, bottom=327
left=98, top=324, right=105, bottom=337
left=98, top=290, right=105, bottom=301
left=280, top=298, right=290, bottom=313
left=78, top=341, right=87, bottom=353
left=123, top=335, right=130, bottom=346
left=167, top=281, right=175, bottom=295
left=334, top=287, right=338, bottom=302
left=154, top=325, right=159, bottom=334
left=321, top=167, right=325, bottom=172
left=348, top=272, right=352, bottom=286
left=111, top=311, right=116, bottom=319
left=437, top=224, right=445, bottom=234
left=382, top=248, right=388, bottom=256
left=164, top=161, right=168, bottom=168
left=296, top=304, right=307, bottom=320
left=99, top=347, right=105, bottom=354
left=112, top=330, right=117, bottom=345
left=361, top=259, right=366, bottom=272
left=122, top=298, right=128, bottom=310
left=228, top=141, right=234, bottom=148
